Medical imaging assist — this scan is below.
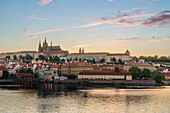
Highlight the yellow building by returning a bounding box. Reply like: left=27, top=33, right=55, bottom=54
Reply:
left=61, top=62, right=94, bottom=76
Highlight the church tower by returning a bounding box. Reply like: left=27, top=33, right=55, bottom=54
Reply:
left=125, top=49, right=130, bottom=56
left=38, top=40, right=42, bottom=52
left=79, top=48, right=81, bottom=53
left=82, top=48, right=84, bottom=53
left=43, top=36, right=48, bottom=52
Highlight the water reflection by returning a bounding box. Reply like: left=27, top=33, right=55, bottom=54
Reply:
left=0, top=83, right=170, bottom=113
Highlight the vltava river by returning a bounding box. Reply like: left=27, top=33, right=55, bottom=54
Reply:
left=0, top=83, right=170, bottom=113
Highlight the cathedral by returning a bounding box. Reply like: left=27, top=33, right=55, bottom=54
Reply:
left=38, top=37, right=62, bottom=52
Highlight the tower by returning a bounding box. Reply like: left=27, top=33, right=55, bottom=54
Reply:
left=38, top=40, right=42, bottom=52
left=82, top=48, right=84, bottom=53
left=79, top=48, right=81, bottom=53
left=125, top=49, right=130, bottom=56
left=43, top=36, right=48, bottom=52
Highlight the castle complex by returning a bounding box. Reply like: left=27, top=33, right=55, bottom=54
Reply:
left=38, top=37, right=62, bottom=52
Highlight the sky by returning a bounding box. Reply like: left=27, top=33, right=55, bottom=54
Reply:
left=0, top=0, right=170, bottom=57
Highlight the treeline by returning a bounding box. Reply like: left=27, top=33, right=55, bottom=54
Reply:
left=137, top=55, right=170, bottom=62
left=129, top=66, right=165, bottom=83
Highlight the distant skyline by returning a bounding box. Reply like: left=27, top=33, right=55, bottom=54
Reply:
left=0, top=0, right=170, bottom=57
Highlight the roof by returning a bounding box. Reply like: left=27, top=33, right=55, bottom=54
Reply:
left=124, top=62, right=154, bottom=67
left=70, top=52, right=109, bottom=55
left=0, top=66, right=8, bottom=71
left=79, top=70, right=131, bottom=75
left=18, top=73, right=34, bottom=78
left=107, top=53, right=128, bottom=56
left=43, top=50, right=69, bottom=54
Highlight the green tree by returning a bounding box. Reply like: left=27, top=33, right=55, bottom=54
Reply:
left=129, top=66, right=141, bottom=80
left=79, top=58, right=82, bottom=62
left=34, top=72, right=39, bottom=79
left=111, top=57, right=116, bottom=62
left=92, top=58, right=96, bottom=64
left=100, top=58, right=105, bottom=63
left=74, top=57, right=78, bottom=61
left=13, top=55, right=17, bottom=60
left=19, top=68, right=27, bottom=73
left=26, top=68, right=33, bottom=74
left=19, top=55, right=23, bottom=60
left=1, top=70, right=9, bottom=79
left=49, top=56, right=53, bottom=61
left=115, top=67, right=120, bottom=73
left=51, top=55, right=60, bottom=62
left=118, top=59, right=123, bottom=64
left=140, top=68, right=152, bottom=80
left=152, top=70, right=165, bottom=83
left=38, top=55, right=46, bottom=60
left=6, top=56, right=10, bottom=60
left=67, top=74, right=77, bottom=79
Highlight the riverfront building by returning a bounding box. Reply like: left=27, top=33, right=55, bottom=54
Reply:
left=124, top=62, right=155, bottom=71
left=78, top=69, right=132, bottom=80
left=61, top=62, right=94, bottom=76
left=67, top=49, right=131, bottom=63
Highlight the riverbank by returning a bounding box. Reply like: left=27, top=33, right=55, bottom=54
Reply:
left=0, top=79, right=162, bottom=86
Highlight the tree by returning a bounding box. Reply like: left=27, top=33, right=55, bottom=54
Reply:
left=79, top=58, right=82, bottom=62
left=13, top=55, right=17, bottom=60
left=1, top=70, right=9, bottom=79
left=38, top=55, right=46, bottom=60
left=26, top=68, right=33, bottom=74
left=92, top=58, right=96, bottom=64
left=6, top=56, right=10, bottom=60
left=115, top=67, right=120, bottom=73
left=152, top=70, right=165, bottom=83
left=100, top=58, right=105, bottom=63
left=129, top=66, right=141, bottom=80
left=118, top=59, right=123, bottom=64
left=19, top=68, right=27, bottom=73
left=51, top=55, right=60, bottom=62
left=111, top=57, right=116, bottom=62
left=34, top=72, right=39, bottom=79
left=49, top=56, right=53, bottom=61
left=74, top=57, right=78, bottom=61
left=67, top=74, right=77, bottom=79
left=140, top=68, right=152, bottom=80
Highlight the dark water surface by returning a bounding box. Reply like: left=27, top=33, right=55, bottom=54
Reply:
left=0, top=83, right=170, bottom=113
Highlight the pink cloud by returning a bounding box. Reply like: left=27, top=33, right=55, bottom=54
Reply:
left=28, top=36, right=36, bottom=39
left=108, top=0, right=114, bottom=2
left=149, top=37, right=170, bottom=42
left=23, top=30, right=30, bottom=33
left=38, top=0, right=53, bottom=5
left=28, top=15, right=47, bottom=21
left=83, top=17, right=93, bottom=20
left=99, top=38, right=111, bottom=40
left=116, top=38, right=139, bottom=40
left=30, top=29, right=64, bottom=35
left=17, top=43, right=25, bottom=45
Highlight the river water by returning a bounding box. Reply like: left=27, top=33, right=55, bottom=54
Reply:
left=0, top=83, right=170, bottom=113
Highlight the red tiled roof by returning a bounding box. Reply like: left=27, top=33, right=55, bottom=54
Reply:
left=0, top=66, right=8, bottom=71
left=18, top=73, right=34, bottom=78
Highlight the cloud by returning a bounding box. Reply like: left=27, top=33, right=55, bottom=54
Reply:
left=83, top=17, right=93, bottom=20
left=28, top=36, right=36, bottom=39
left=29, top=29, right=64, bottom=35
left=28, top=15, right=47, bottom=21
left=108, top=0, right=114, bottom=1
left=72, top=44, right=91, bottom=48
left=89, top=34, right=97, bottom=37
left=149, top=37, right=170, bottom=42
left=23, top=30, right=30, bottom=33
left=17, top=43, right=25, bottom=45
left=99, top=38, right=111, bottom=40
left=38, top=0, right=53, bottom=5
left=137, top=0, right=158, bottom=1
left=142, top=10, right=170, bottom=26
left=116, top=37, right=139, bottom=40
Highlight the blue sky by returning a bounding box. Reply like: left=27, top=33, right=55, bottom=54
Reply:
left=0, top=0, right=170, bottom=56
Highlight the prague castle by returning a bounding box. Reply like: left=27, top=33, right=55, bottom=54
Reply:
left=38, top=37, right=62, bottom=52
